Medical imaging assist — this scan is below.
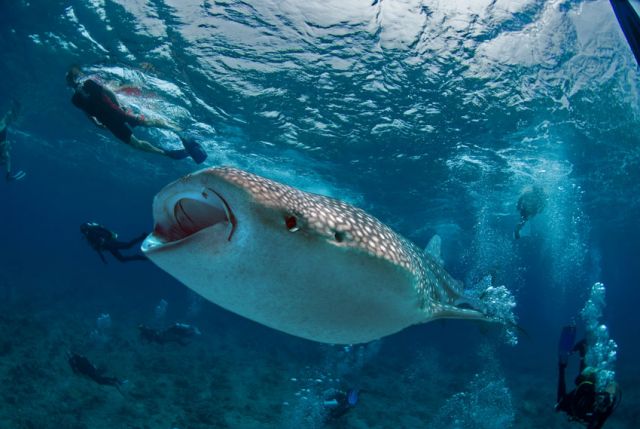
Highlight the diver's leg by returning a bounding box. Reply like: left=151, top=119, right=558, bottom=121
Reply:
left=514, top=217, right=527, bottom=239
left=140, top=117, right=181, bottom=132
left=1, top=146, right=11, bottom=179
left=126, top=234, right=147, bottom=248
left=109, top=249, right=146, bottom=262
left=5, top=152, right=10, bottom=176
left=129, top=135, right=189, bottom=160
left=557, top=362, right=567, bottom=403
left=113, top=234, right=147, bottom=249
left=128, top=135, right=166, bottom=156
left=2, top=158, right=12, bottom=181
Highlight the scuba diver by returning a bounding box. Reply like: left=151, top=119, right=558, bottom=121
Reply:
left=80, top=222, right=148, bottom=263
left=66, top=65, right=207, bottom=164
left=68, top=353, right=124, bottom=393
left=555, top=325, right=621, bottom=429
left=322, top=388, right=360, bottom=421
left=0, top=100, right=26, bottom=182
left=514, top=185, right=547, bottom=239
left=610, top=0, right=640, bottom=66
left=138, top=322, right=201, bottom=345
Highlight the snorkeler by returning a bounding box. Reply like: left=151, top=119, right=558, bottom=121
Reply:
left=138, top=322, right=201, bottom=345
left=555, top=325, right=621, bottom=429
left=322, top=388, right=360, bottom=421
left=514, top=185, right=547, bottom=239
left=68, top=353, right=124, bottom=392
left=66, top=65, right=207, bottom=164
left=80, top=222, right=148, bottom=263
left=0, top=100, right=26, bottom=182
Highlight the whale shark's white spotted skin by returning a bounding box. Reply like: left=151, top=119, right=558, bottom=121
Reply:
left=143, top=166, right=489, bottom=344
left=212, top=167, right=468, bottom=315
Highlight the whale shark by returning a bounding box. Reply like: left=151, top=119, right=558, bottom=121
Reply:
left=142, top=166, right=496, bottom=344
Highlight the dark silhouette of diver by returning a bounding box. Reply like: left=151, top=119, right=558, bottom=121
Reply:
left=323, top=388, right=359, bottom=421
left=68, top=353, right=124, bottom=394
left=0, top=100, right=26, bottom=182
left=556, top=325, right=621, bottom=429
left=138, top=322, right=201, bottom=345
left=80, top=222, right=147, bottom=263
left=514, top=185, right=547, bottom=239
left=66, top=65, right=207, bottom=164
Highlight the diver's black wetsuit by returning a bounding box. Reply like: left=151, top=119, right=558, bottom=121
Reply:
left=323, top=388, right=359, bottom=421
left=71, top=79, right=144, bottom=143
left=514, top=186, right=546, bottom=239
left=69, top=353, right=121, bottom=388
left=82, top=223, right=147, bottom=263
left=1, top=125, right=10, bottom=172
left=138, top=323, right=200, bottom=345
left=556, top=340, right=616, bottom=429
left=0, top=127, right=7, bottom=163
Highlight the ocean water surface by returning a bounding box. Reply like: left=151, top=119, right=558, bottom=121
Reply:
left=1, top=0, right=639, bottom=428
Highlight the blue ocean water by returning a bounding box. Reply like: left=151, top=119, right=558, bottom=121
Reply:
left=1, top=0, right=639, bottom=428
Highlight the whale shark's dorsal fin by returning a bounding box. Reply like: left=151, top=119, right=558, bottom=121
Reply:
left=425, top=234, right=443, bottom=266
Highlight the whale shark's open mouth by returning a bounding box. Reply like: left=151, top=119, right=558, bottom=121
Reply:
left=144, top=188, right=236, bottom=250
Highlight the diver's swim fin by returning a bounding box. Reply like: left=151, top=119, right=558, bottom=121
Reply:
left=165, top=149, right=189, bottom=160
left=558, top=325, right=577, bottom=365
left=6, top=170, right=26, bottom=182
left=179, top=134, right=207, bottom=164
left=610, top=0, right=640, bottom=65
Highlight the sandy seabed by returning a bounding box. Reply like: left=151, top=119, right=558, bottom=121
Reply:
left=0, top=288, right=636, bottom=429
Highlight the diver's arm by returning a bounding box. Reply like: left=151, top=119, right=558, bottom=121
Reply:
left=97, top=250, right=107, bottom=264
left=0, top=107, right=13, bottom=127
left=89, top=115, right=106, bottom=128
left=4, top=149, right=11, bottom=174
left=101, top=85, right=122, bottom=108
left=109, top=84, right=138, bottom=94
left=587, top=415, right=607, bottom=429
left=587, top=396, right=614, bottom=429
left=514, top=220, right=525, bottom=239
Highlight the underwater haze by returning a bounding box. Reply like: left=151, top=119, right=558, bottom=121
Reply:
left=1, top=0, right=639, bottom=428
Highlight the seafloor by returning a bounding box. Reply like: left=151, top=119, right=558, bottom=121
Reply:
left=0, top=278, right=635, bottom=429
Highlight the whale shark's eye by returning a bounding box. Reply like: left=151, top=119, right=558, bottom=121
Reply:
left=285, top=215, right=299, bottom=232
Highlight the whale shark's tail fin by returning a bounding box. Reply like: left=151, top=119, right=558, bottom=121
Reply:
left=430, top=273, right=520, bottom=344
left=610, top=0, right=640, bottom=65
left=432, top=304, right=492, bottom=322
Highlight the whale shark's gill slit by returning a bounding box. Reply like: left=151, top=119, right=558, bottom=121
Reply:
left=211, top=190, right=237, bottom=241
left=168, top=192, right=235, bottom=242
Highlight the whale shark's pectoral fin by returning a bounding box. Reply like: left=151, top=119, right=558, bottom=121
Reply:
left=431, top=304, right=492, bottom=322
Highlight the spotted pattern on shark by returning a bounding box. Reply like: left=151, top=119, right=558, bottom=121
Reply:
left=207, top=167, right=457, bottom=315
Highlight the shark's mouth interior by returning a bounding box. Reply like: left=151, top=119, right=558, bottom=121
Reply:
left=152, top=189, right=236, bottom=245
